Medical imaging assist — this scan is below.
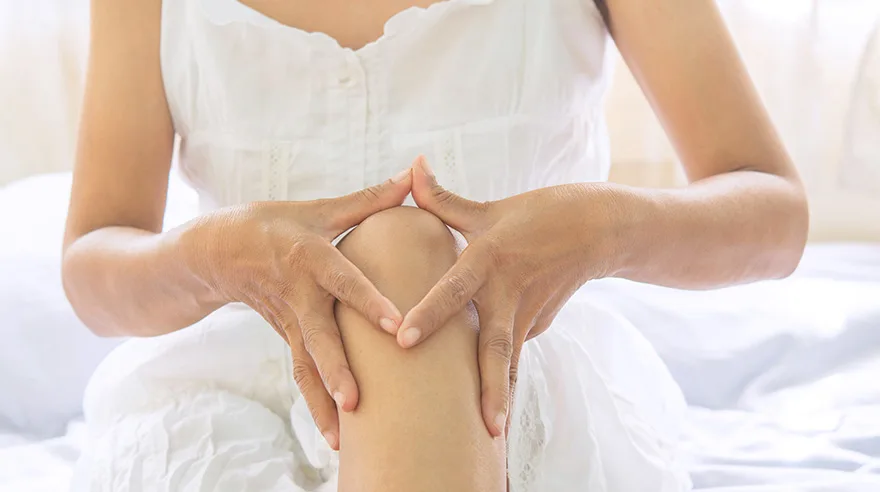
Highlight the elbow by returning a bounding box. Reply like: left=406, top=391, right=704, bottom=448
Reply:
left=773, top=181, right=810, bottom=279
left=61, top=247, right=118, bottom=338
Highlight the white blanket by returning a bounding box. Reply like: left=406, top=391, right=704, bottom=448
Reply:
left=582, top=244, right=880, bottom=491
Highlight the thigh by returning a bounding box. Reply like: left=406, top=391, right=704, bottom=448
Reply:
left=335, top=206, right=505, bottom=492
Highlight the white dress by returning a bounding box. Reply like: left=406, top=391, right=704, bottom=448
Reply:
left=75, top=0, right=692, bottom=490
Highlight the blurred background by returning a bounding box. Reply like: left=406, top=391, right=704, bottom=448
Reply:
left=0, top=1, right=879, bottom=491
left=606, top=0, right=880, bottom=242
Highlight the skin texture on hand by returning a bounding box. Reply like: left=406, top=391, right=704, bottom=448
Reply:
left=396, top=157, right=612, bottom=438
left=177, top=168, right=415, bottom=449
left=400, top=152, right=807, bottom=440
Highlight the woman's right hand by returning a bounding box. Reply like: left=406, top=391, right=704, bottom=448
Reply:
left=180, top=168, right=413, bottom=450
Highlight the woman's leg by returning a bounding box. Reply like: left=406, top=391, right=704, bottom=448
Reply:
left=335, top=206, right=506, bottom=492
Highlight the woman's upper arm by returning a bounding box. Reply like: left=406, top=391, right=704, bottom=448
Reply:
left=65, top=0, right=174, bottom=248
left=602, top=0, right=799, bottom=183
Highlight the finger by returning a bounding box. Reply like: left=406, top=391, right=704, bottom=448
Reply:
left=286, top=318, right=341, bottom=451
left=525, top=286, right=572, bottom=341
left=411, top=156, right=488, bottom=236
left=315, top=247, right=402, bottom=334
left=321, top=166, right=413, bottom=236
left=505, top=340, right=524, bottom=438
left=476, top=302, right=517, bottom=438
left=397, top=250, right=486, bottom=348
left=296, top=296, right=359, bottom=414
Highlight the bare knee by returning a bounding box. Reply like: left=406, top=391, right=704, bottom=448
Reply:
left=338, top=206, right=458, bottom=304
left=335, top=205, right=474, bottom=376
left=334, top=207, right=505, bottom=492
left=341, top=205, right=456, bottom=254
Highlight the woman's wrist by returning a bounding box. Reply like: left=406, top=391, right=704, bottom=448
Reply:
left=165, top=215, right=230, bottom=312
left=566, top=182, right=654, bottom=281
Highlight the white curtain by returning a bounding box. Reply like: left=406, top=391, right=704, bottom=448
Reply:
left=842, top=18, right=880, bottom=195
left=0, top=1, right=89, bottom=185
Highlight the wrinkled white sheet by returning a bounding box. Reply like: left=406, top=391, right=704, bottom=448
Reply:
left=2, top=244, right=879, bottom=491
left=582, top=244, right=880, bottom=491
left=0, top=421, right=85, bottom=492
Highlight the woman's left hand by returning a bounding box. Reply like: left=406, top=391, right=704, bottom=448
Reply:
left=398, top=157, right=620, bottom=438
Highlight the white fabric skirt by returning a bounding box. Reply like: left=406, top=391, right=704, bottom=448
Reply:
left=75, top=289, right=691, bottom=491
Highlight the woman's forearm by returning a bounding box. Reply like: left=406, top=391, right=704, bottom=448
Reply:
left=62, top=222, right=224, bottom=337
left=602, top=170, right=808, bottom=289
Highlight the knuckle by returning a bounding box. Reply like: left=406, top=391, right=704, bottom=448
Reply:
left=310, top=198, right=331, bottom=211
left=287, top=237, right=315, bottom=267
left=433, top=187, right=454, bottom=204
left=275, top=281, right=298, bottom=302
left=312, top=198, right=350, bottom=231
left=474, top=199, right=492, bottom=216
left=292, top=360, right=316, bottom=390
left=511, top=272, right=532, bottom=296
left=269, top=319, right=290, bottom=343
left=508, top=373, right=519, bottom=399
left=358, top=186, right=382, bottom=204
left=508, top=359, right=520, bottom=389
left=440, top=269, right=478, bottom=308
left=299, top=321, right=324, bottom=356
left=310, top=200, right=334, bottom=225
left=481, top=237, right=510, bottom=271
left=483, top=333, right=514, bottom=361
left=358, top=296, right=382, bottom=320
left=326, top=269, right=360, bottom=301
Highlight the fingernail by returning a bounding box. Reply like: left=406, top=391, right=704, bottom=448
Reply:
left=392, top=168, right=410, bottom=183
left=379, top=317, right=398, bottom=334
left=494, top=412, right=506, bottom=436
left=333, top=391, right=346, bottom=409
left=400, top=327, right=422, bottom=348
left=323, top=431, right=338, bottom=449
left=419, top=157, right=435, bottom=178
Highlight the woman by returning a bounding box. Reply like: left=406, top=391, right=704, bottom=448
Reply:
left=63, top=0, right=808, bottom=490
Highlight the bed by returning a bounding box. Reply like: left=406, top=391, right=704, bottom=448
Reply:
left=1, top=173, right=880, bottom=491
left=0, top=422, right=85, bottom=492
left=584, top=245, right=880, bottom=491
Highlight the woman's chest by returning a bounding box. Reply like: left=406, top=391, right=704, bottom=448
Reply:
left=178, top=0, right=611, bottom=138
left=237, top=0, right=444, bottom=50
left=166, top=0, right=613, bottom=205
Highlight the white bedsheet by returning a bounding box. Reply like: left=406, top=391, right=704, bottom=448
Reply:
left=1, top=244, right=879, bottom=491
left=0, top=421, right=85, bottom=492
left=583, top=244, right=880, bottom=491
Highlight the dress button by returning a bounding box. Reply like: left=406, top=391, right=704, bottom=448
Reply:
left=337, top=75, right=352, bottom=86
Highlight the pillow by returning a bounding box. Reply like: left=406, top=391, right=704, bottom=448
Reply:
left=0, top=171, right=197, bottom=437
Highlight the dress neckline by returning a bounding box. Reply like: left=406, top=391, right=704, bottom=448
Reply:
left=204, top=0, right=496, bottom=55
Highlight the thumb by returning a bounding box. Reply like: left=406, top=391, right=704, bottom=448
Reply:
left=411, top=156, right=488, bottom=235
left=320, top=168, right=412, bottom=237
